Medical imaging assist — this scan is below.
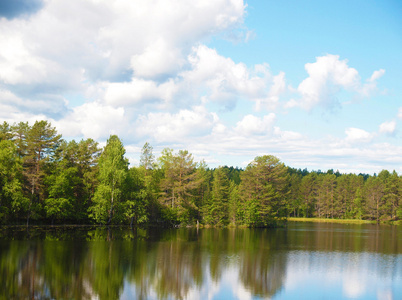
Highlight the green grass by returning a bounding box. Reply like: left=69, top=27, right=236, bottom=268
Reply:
left=287, top=217, right=375, bottom=224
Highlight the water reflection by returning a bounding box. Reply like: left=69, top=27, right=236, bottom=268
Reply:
left=0, top=223, right=401, bottom=299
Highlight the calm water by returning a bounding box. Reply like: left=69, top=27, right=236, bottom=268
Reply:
left=0, top=222, right=401, bottom=299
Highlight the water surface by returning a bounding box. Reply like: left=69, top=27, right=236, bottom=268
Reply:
left=0, top=222, right=401, bottom=299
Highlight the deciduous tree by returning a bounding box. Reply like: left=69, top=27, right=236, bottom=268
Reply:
left=89, top=135, right=128, bottom=224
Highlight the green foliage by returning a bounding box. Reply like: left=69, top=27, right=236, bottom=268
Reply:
left=239, top=155, right=288, bottom=227
left=204, top=167, right=230, bottom=225
left=158, top=149, right=202, bottom=224
left=140, top=142, right=155, bottom=172
left=90, top=184, right=114, bottom=224
left=89, top=135, right=128, bottom=225
left=2, top=119, right=402, bottom=226
left=228, top=181, right=240, bottom=225
left=0, top=140, right=28, bottom=223
left=45, top=198, right=72, bottom=221
left=124, top=167, right=149, bottom=226
left=299, top=173, right=317, bottom=217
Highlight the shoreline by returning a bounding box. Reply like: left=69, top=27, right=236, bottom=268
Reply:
left=288, top=217, right=401, bottom=225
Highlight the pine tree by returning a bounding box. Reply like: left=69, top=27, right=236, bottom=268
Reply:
left=381, top=170, right=400, bottom=220
left=0, top=121, right=13, bottom=141
left=24, top=121, right=62, bottom=224
left=205, top=167, right=230, bottom=225
left=239, top=155, right=288, bottom=227
left=299, top=173, right=317, bottom=218
left=228, top=181, right=240, bottom=225
left=363, top=176, right=384, bottom=223
left=158, top=149, right=202, bottom=224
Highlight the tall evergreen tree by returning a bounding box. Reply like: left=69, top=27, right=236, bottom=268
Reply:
left=0, top=121, right=13, bottom=141
left=140, top=142, right=155, bottom=175
left=299, top=173, right=317, bottom=218
left=363, top=176, right=384, bottom=223
left=228, top=181, right=240, bottom=225
left=381, top=170, right=400, bottom=220
left=11, top=121, right=29, bottom=158
left=75, top=139, right=101, bottom=219
left=205, top=167, right=230, bottom=225
left=159, top=149, right=201, bottom=224
left=195, top=160, right=211, bottom=224
left=24, top=121, right=61, bottom=224
left=239, top=155, right=288, bottom=227
left=319, top=174, right=336, bottom=218
left=286, top=172, right=302, bottom=217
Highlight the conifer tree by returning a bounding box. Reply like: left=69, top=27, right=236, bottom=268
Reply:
left=140, top=142, right=155, bottom=175
left=363, top=176, right=384, bottom=223
left=239, top=155, right=288, bottom=227
left=24, top=121, right=61, bottom=224
left=205, top=167, right=230, bottom=225
left=159, top=149, right=201, bottom=224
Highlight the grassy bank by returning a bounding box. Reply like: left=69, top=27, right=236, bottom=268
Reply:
left=288, top=217, right=402, bottom=225
left=288, top=217, right=376, bottom=224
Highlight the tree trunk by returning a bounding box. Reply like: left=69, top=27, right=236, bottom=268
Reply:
left=108, top=188, right=114, bottom=225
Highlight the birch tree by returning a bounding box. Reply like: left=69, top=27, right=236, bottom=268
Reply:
left=89, top=135, right=128, bottom=224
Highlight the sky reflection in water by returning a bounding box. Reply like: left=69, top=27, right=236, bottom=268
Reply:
left=0, top=223, right=401, bottom=299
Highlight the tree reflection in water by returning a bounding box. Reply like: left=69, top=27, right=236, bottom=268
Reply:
left=0, top=223, right=400, bottom=299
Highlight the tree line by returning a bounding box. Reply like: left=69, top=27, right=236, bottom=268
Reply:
left=0, top=120, right=401, bottom=226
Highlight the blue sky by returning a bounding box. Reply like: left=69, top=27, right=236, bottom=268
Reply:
left=0, top=0, right=401, bottom=174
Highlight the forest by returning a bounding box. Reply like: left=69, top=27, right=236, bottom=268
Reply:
left=0, top=120, right=401, bottom=226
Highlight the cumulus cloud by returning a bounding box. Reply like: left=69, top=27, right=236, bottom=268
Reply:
left=182, top=46, right=286, bottom=110
left=103, top=78, right=178, bottom=108
left=379, top=120, right=396, bottom=135
left=0, top=0, right=247, bottom=120
left=345, top=127, right=374, bottom=144
left=55, top=102, right=127, bottom=140
left=130, top=38, right=185, bottom=79
left=0, top=0, right=396, bottom=176
left=135, top=106, right=218, bottom=142
left=235, top=113, right=276, bottom=135
left=360, top=69, right=385, bottom=97
left=100, top=44, right=286, bottom=112
left=287, top=54, right=385, bottom=110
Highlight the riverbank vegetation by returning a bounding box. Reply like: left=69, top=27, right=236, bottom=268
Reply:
left=0, top=120, right=401, bottom=226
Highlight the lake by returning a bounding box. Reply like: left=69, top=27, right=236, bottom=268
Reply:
left=0, top=222, right=401, bottom=299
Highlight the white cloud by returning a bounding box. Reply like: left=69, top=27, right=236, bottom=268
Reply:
left=0, top=0, right=247, bottom=117
left=56, top=102, right=127, bottom=140
left=102, top=44, right=287, bottom=112
left=398, top=107, right=402, bottom=119
left=135, top=106, right=218, bottom=142
left=288, top=54, right=384, bottom=110
left=273, top=127, right=303, bottom=140
left=360, top=69, right=385, bottom=97
left=255, top=71, right=286, bottom=111
left=235, top=113, right=276, bottom=135
left=182, top=46, right=286, bottom=110
left=379, top=120, right=396, bottom=135
left=345, top=127, right=374, bottom=144
left=130, top=38, right=185, bottom=79
left=0, top=0, right=397, bottom=176
left=103, top=78, right=178, bottom=108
